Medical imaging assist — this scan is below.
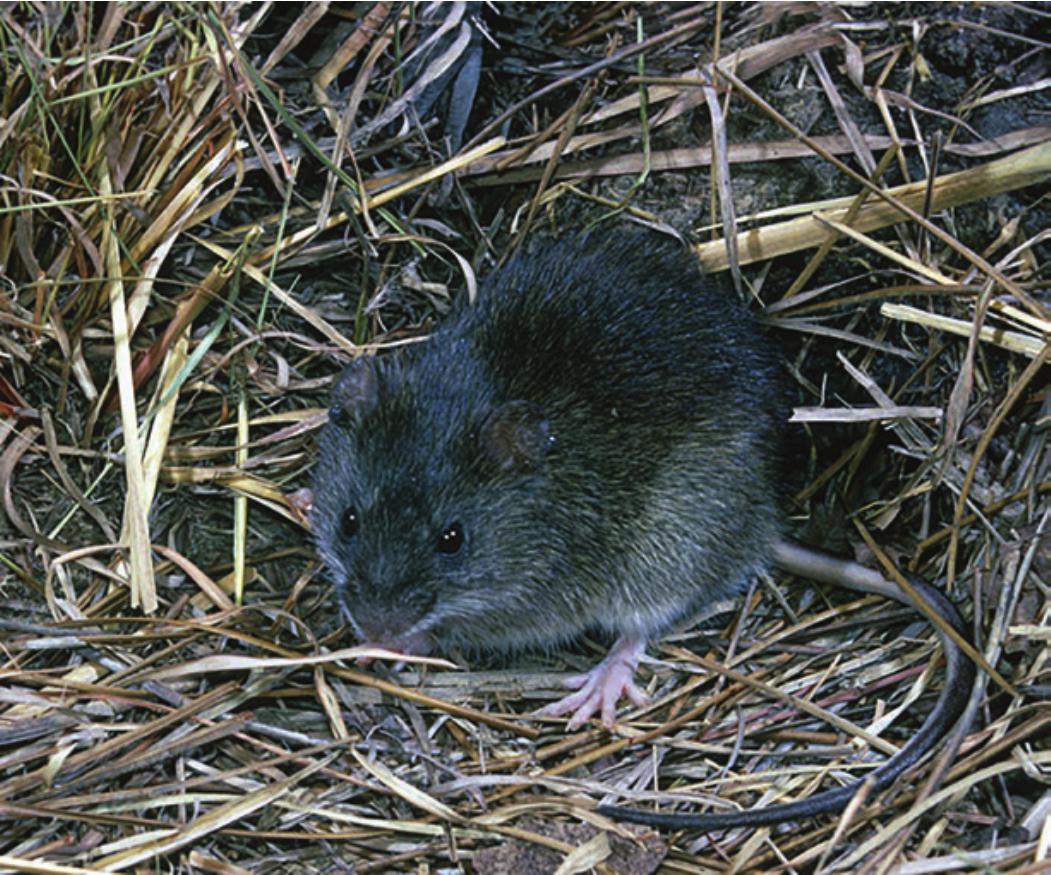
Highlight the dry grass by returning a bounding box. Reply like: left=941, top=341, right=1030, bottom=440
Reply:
left=0, top=3, right=1048, bottom=873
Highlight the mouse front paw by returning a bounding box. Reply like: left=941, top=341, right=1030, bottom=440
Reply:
left=536, top=635, right=649, bottom=730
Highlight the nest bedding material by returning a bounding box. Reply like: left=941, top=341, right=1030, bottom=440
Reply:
left=0, top=3, right=1048, bottom=873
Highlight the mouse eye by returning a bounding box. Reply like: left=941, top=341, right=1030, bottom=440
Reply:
left=436, top=522, right=464, bottom=555
left=340, top=506, right=360, bottom=538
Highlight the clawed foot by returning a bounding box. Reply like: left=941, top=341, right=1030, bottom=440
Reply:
left=537, top=636, right=649, bottom=730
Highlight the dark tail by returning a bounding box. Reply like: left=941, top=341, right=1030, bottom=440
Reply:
left=597, top=544, right=975, bottom=830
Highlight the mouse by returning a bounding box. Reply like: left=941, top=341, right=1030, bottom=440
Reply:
left=309, top=229, right=974, bottom=830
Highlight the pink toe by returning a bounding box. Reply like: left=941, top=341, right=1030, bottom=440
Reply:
left=561, top=673, right=591, bottom=691
left=567, top=695, right=601, bottom=731
left=537, top=687, right=589, bottom=719
left=536, top=635, right=649, bottom=729
left=625, top=682, right=650, bottom=708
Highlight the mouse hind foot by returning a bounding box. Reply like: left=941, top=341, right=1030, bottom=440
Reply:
left=536, top=635, right=649, bottom=730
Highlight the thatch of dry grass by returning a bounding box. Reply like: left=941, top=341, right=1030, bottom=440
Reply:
left=0, top=3, right=1048, bottom=874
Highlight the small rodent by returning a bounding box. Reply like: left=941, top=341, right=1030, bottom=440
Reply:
left=310, top=230, right=974, bottom=830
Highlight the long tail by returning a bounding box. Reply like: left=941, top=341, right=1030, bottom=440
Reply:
left=597, top=542, right=975, bottom=830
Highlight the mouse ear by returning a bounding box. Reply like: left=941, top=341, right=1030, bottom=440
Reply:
left=330, top=357, right=394, bottom=426
left=479, top=401, right=553, bottom=472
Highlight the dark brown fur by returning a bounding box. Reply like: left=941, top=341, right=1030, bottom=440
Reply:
left=312, top=231, right=784, bottom=653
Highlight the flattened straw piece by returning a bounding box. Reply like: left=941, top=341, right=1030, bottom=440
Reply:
left=790, top=407, right=943, bottom=424
left=991, top=294, right=1051, bottom=335
left=963, top=76, right=1051, bottom=111
left=138, top=333, right=187, bottom=520
left=808, top=49, right=876, bottom=175
left=703, top=69, right=741, bottom=295
left=364, top=136, right=506, bottom=210
left=273, top=805, right=463, bottom=837
left=99, top=193, right=155, bottom=611
left=880, top=304, right=1045, bottom=358
left=317, top=664, right=540, bottom=737
left=261, top=0, right=334, bottom=75
left=557, top=833, right=614, bottom=872
left=813, top=214, right=955, bottom=285
left=871, top=46, right=912, bottom=183
left=233, top=387, right=249, bottom=606
left=467, top=128, right=1047, bottom=188
left=0, top=856, right=105, bottom=874
left=142, top=638, right=457, bottom=677
left=353, top=750, right=464, bottom=822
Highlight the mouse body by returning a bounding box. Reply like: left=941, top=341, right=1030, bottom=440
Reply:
left=311, top=230, right=973, bottom=830
left=313, top=231, right=784, bottom=683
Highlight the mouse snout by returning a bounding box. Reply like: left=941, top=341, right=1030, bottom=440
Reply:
left=347, top=586, right=437, bottom=648
left=354, top=603, right=414, bottom=643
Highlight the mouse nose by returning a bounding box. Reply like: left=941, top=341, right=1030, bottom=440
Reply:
left=352, top=590, right=436, bottom=646
left=355, top=604, right=414, bottom=644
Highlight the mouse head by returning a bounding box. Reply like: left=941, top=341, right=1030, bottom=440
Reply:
left=311, top=352, right=559, bottom=655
